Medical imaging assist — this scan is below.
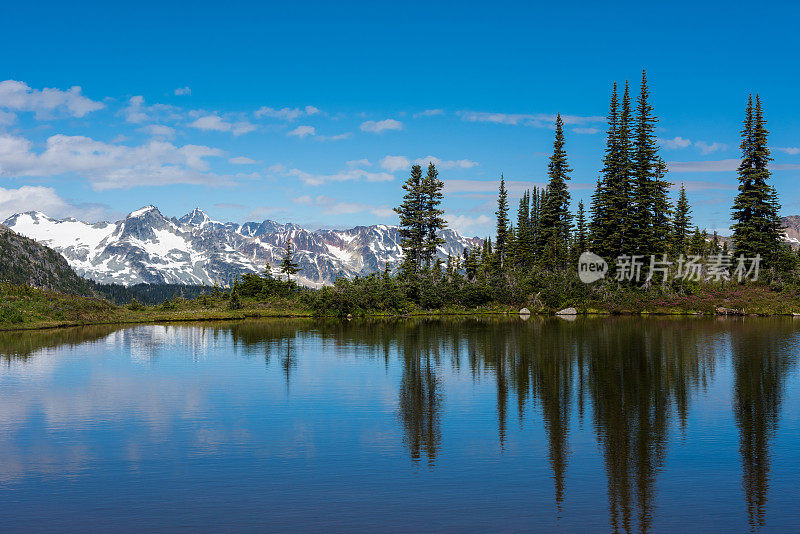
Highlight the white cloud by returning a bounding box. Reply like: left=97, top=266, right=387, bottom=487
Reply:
left=457, top=111, right=604, bottom=128
left=316, top=132, right=351, bottom=141
left=288, top=125, right=315, bottom=138
left=695, top=141, right=728, bottom=154
left=229, top=156, right=257, bottom=164
left=667, top=159, right=740, bottom=172
left=0, top=80, right=103, bottom=118
left=380, top=155, right=478, bottom=172
left=572, top=127, right=599, bottom=134
left=0, top=185, right=108, bottom=221
left=0, top=110, right=16, bottom=126
left=446, top=214, right=492, bottom=236
left=413, top=155, right=479, bottom=170
left=668, top=158, right=800, bottom=172
left=122, top=96, right=180, bottom=124
left=292, top=194, right=393, bottom=217
left=0, top=132, right=234, bottom=190
left=413, top=109, right=444, bottom=118
left=360, top=119, right=403, bottom=133
left=443, top=179, right=593, bottom=194
left=380, top=155, right=411, bottom=172
left=272, top=165, right=394, bottom=186
left=661, top=136, right=692, bottom=149
left=255, top=106, right=320, bottom=121
left=189, top=114, right=256, bottom=136
left=138, top=124, right=175, bottom=138
left=174, top=86, right=191, bottom=96
left=347, top=159, right=371, bottom=167
left=776, top=147, right=800, bottom=155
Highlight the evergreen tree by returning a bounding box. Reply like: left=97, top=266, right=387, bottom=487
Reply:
left=630, top=70, right=671, bottom=258
left=395, top=165, right=426, bottom=275
left=421, top=162, right=447, bottom=269
left=538, top=114, right=573, bottom=270
left=515, top=190, right=533, bottom=268
left=589, top=81, right=634, bottom=260
left=731, top=94, right=783, bottom=266
left=495, top=175, right=510, bottom=269
left=672, top=183, right=692, bottom=256
left=280, top=237, right=301, bottom=282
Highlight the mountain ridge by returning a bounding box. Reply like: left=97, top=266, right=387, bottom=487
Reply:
left=3, top=207, right=481, bottom=287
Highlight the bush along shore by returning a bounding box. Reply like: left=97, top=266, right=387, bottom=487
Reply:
left=4, top=274, right=800, bottom=332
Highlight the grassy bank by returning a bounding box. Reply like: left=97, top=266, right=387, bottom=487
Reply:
left=3, top=281, right=800, bottom=331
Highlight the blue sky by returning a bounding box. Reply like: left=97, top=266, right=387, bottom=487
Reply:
left=1, top=0, right=799, bottom=237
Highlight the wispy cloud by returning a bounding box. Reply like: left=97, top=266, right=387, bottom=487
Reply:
left=379, top=155, right=479, bottom=172
left=122, top=96, right=180, bottom=124
left=695, top=141, right=728, bottom=154
left=229, top=156, right=257, bottom=164
left=254, top=105, right=320, bottom=121
left=413, top=109, right=444, bottom=118
left=776, top=147, right=800, bottom=155
left=292, top=194, right=393, bottom=217
left=444, top=178, right=593, bottom=194
left=347, top=158, right=371, bottom=167
left=189, top=114, right=256, bottom=136
left=660, top=136, right=692, bottom=149
left=457, top=111, right=604, bottom=128
left=272, top=165, right=394, bottom=186
left=138, top=124, right=175, bottom=138
left=572, top=127, right=599, bottom=134
left=288, top=125, right=315, bottom=138
left=360, top=119, right=403, bottom=133
left=174, top=86, right=191, bottom=96
left=667, top=159, right=740, bottom=172
left=0, top=80, right=103, bottom=119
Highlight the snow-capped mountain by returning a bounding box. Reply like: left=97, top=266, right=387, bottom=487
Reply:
left=2, top=206, right=481, bottom=287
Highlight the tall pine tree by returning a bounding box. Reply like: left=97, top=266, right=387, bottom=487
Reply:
left=495, top=175, right=510, bottom=269
left=672, top=183, right=692, bottom=256
left=394, top=165, right=426, bottom=275
left=630, top=70, right=671, bottom=258
left=731, top=94, right=782, bottom=265
left=538, top=114, right=573, bottom=270
left=421, top=162, right=447, bottom=269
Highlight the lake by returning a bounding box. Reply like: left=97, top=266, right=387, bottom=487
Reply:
left=1, top=317, right=799, bottom=532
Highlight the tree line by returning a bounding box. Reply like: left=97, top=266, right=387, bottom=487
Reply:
left=394, top=69, right=793, bottom=286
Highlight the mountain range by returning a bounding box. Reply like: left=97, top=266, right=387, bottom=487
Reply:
left=3, top=207, right=480, bottom=287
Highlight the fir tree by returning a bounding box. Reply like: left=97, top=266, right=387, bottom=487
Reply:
left=672, top=183, right=692, bottom=256
left=421, top=162, right=447, bottom=269
left=280, top=237, right=301, bottom=282
left=394, top=165, right=426, bottom=275
left=515, top=190, right=533, bottom=268
left=538, top=114, right=573, bottom=270
left=631, top=70, right=672, bottom=258
left=731, top=94, right=783, bottom=265
left=495, top=175, right=510, bottom=269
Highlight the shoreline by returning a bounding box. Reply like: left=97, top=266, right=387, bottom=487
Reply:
left=3, top=307, right=799, bottom=333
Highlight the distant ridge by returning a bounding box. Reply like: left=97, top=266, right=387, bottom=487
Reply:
left=3, top=207, right=480, bottom=287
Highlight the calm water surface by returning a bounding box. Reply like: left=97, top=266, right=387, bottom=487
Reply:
left=1, top=317, right=799, bottom=532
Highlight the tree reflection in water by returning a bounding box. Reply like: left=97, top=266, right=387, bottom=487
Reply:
left=6, top=316, right=796, bottom=532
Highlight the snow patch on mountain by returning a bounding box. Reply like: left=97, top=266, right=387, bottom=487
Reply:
left=3, top=206, right=481, bottom=287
